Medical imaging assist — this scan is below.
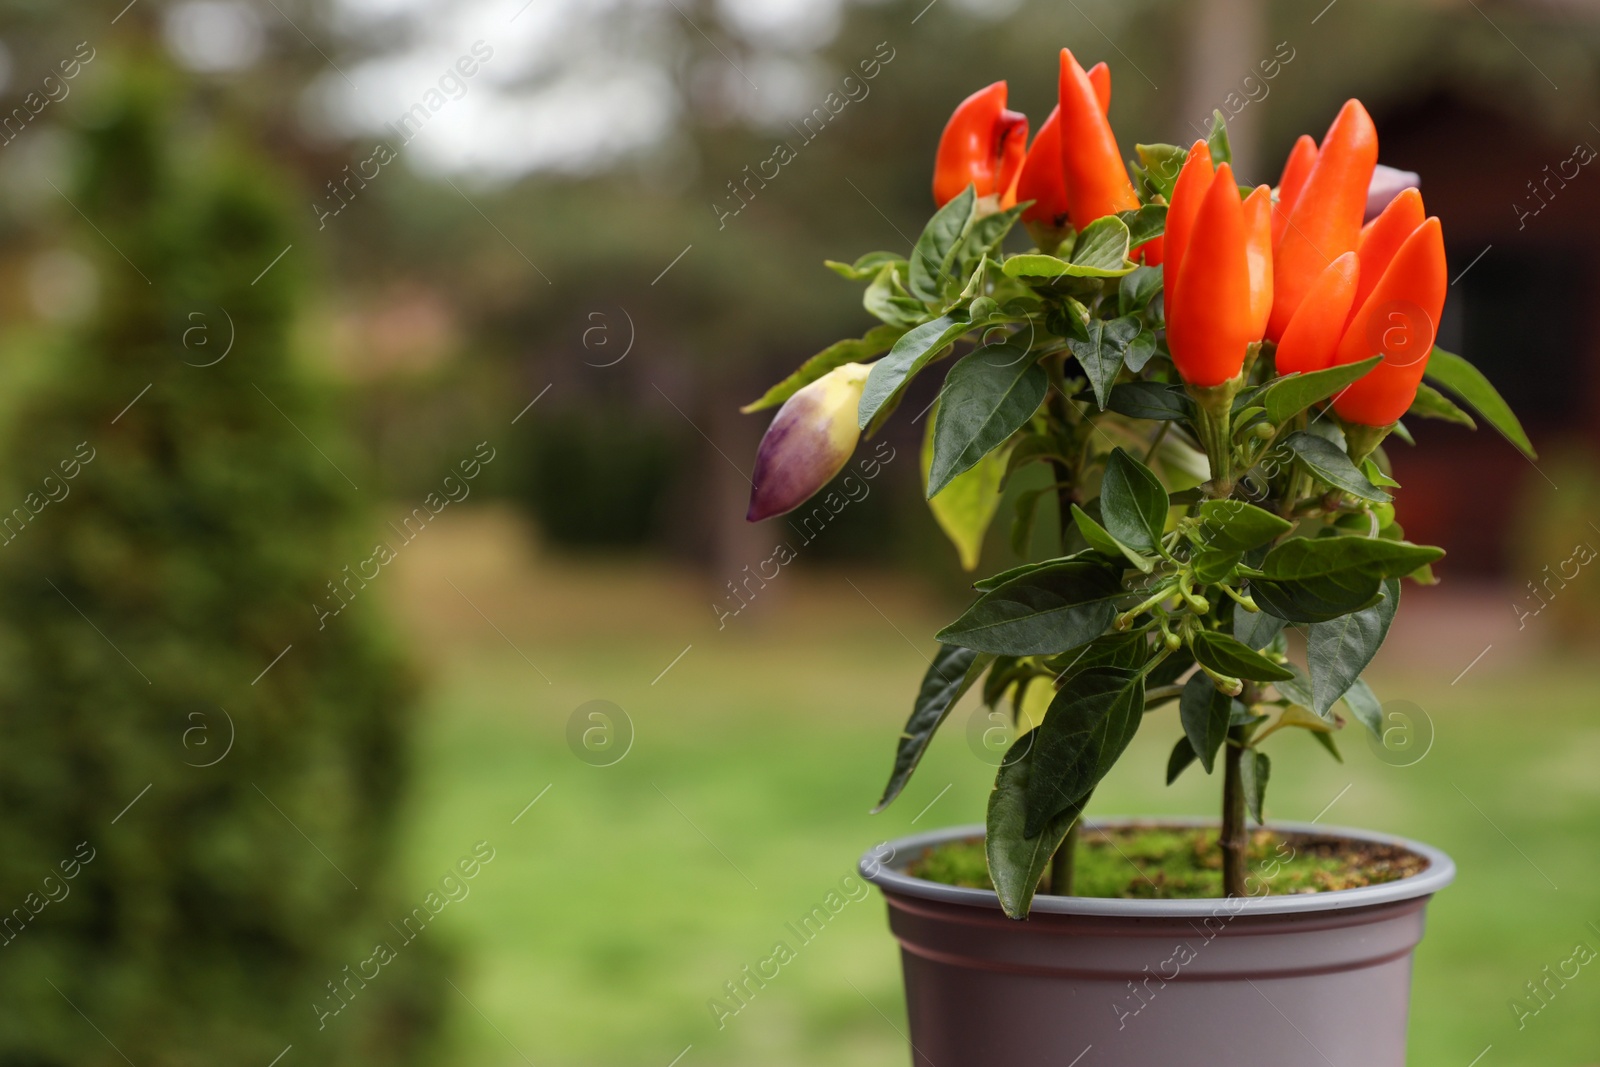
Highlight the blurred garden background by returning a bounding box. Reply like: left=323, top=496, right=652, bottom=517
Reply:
left=0, top=0, right=1596, bottom=1064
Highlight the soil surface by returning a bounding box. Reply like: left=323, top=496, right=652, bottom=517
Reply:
left=908, top=825, right=1430, bottom=899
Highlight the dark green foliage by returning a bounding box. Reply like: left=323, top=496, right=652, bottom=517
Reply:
left=0, top=64, right=445, bottom=1066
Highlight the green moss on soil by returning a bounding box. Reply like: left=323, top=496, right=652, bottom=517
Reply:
left=908, top=826, right=1428, bottom=899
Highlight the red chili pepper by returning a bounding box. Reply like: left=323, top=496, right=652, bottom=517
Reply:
left=1057, top=49, right=1138, bottom=229
left=1016, top=107, right=1067, bottom=224
left=1087, top=61, right=1111, bottom=112
left=1271, top=134, right=1319, bottom=247
left=1015, top=63, right=1109, bottom=227
left=1331, top=217, right=1448, bottom=426
left=1242, top=185, right=1274, bottom=339
left=1267, top=100, right=1377, bottom=342
left=1352, top=187, right=1425, bottom=312
left=1160, top=140, right=1214, bottom=309
left=1168, top=164, right=1263, bottom=387
left=1274, top=252, right=1359, bottom=375
left=933, top=81, right=1028, bottom=208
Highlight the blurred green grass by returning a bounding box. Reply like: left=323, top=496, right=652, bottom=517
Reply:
left=392, top=510, right=1600, bottom=1067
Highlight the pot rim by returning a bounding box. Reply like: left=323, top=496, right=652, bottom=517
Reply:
left=859, top=817, right=1455, bottom=918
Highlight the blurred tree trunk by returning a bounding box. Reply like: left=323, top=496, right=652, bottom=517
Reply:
left=1184, top=0, right=1268, bottom=178
left=709, top=388, right=789, bottom=623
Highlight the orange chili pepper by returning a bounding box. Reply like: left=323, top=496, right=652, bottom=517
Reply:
left=1242, top=185, right=1274, bottom=339
left=1168, top=164, right=1262, bottom=387
left=1160, top=140, right=1214, bottom=309
left=1057, top=49, right=1138, bottom=228
left=1271, top=134, right=1319, bottom=247
left=1267, top=100, right=1377, bottom=342
left=1015, top=63, right=1109, bottom=227
left=1274, top=252, right=1360, bottom=375
left=1352, top=187, right=1425, bottom=312
left=932, top=81, right=1028, bottom=208
left=1331, top=217, right=1448, bottom=426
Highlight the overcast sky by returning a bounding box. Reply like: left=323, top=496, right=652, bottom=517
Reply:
left=159, top=0, right=1020, bottom=181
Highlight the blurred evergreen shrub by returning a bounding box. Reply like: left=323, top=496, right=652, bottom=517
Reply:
left=0, top=62, right=446, bottom=1066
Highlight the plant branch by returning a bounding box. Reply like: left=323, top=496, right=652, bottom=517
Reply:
left=1050, top=818, right=1080, bottom=896
left=1220, top=680, right=1260, bottom=897
left=1221, top=733, right=1248, bottom=898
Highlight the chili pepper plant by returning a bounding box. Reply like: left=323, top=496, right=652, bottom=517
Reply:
left=742, top=48, right=1533, bottom=918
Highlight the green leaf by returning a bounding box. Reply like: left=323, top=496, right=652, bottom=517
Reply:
left=923, top=413, right=1008, bottom=571
left=1068, top=317, right=1142, bottom=409
left=960, top=202, right=1027, bottom=266
left=1311, top=729, right=1344, bottom=763
left=874, top=645, right=995, bottom=812
left=1071, top=504, right=1153, bottom=573
left=1249, top=536, right=1442, bottom=623
left=1274, top=661, right=1315, bottom=708
left=1284, top=431, right=1392, bottom=503
left=986, top=737, right=1081, bottom=919
left=1125, top=330, right=1158, bottom=373
left=1342, top=677, right=1383, bottom=739
left=1194, top=499, right=1293, bottom=553
left=1191, top=630, right=1295, bottom=682
left=863, top=262, right=930, bottom=328
left=858, top=315, right=973, bottom=430
left=1071, top=215, right=1133, bottom=272
left=909, top=185, right=976, bottom=302
left=936, top=559, right=1123, bottom=655
left=826, top=250, right=905, bottom=281
left=1116, top=204, right=1167, bottom=248
left=1424, top=347, right=1535, bottom=458
left=1108, top=381, right=1192, bottom=421
left=1166, top=736, right=1198, bottom=784
left=1099, top=447, right=1168, bottom=552
left=1242, top=750, right=1270, bottom=823
left=1257, top=356, right=1383, bottom=426
left=1408, top=381, right=1477, bottom=429
left=1191, top=547, right=1243, bottom=584
left=1206, top=109, right=1232, bottom=167
left=1002, top=253, right=1136, bottom=280
left=928, top=343, right=1047, bottom=496
left=1024, top=667, right=1145, bottom=834
left=1118, top=265, right=1164, bottom=316
left=1232, top=601, right=1287, bottom=651
left=1180, top=673, right=1232, bottom=773
left=740, top=324, right=906, bottom=412
left=1306, top=579, right=1398, bottom=716
left=1363, top=457, right=1401, bottom=488
left=1254, top=705, right=1337, bottom=744
left=1135, top=142, right=1188, bottom=200
left=1045, top=631, right=1151, bottom=681
left=971, top=552, right=1084, bottom=593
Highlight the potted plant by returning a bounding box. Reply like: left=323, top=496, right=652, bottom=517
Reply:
left=741, top=45, right=1534, bottom=1066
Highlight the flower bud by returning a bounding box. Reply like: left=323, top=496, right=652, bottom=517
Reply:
left=746, top=363, right=870, bottom=522
left=1365, top=164, right=1421, bottom=222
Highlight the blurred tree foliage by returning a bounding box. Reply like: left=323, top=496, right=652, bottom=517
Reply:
left=0, top=58, right=446, bottom=1066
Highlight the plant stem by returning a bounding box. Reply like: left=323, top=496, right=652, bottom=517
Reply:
left=1050, top=459, right=1077, bottom=551
left=1221, top=731, right=1248, bottom=898
left=1050, top=818, right=1080, bottom=896
left=1044, top=395, right=1083, bottom=896
left=1143, top=420, right=1172, bottom=464
left=1187, top=378, right=1241, bottom=498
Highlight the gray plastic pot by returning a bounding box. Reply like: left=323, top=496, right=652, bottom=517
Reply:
left=859, top=819, right=1454, bottom=1067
